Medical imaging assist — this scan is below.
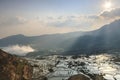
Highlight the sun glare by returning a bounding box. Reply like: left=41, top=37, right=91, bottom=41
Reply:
left=104, top=1, right=112, bottom=11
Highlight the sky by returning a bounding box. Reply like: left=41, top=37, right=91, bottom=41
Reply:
left=0, top=0, right=120, bottom=38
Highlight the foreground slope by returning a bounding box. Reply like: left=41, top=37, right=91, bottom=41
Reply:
left=0, top=49, right=32, bottom=80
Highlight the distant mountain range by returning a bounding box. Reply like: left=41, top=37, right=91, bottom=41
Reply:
left=0, top=19, right=120, bottom=55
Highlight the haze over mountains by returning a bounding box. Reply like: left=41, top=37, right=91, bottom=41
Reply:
left=1, top=19, right=120, bottom=56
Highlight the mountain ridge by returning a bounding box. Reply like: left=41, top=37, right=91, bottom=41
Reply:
left=1, top=19, right=120, bottom=55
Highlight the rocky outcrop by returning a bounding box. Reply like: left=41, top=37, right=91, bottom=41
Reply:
left=88, top=74, right=104, bottom=80
left=68, top=74, right=105, bottom=80
left=68, top=74, right=90, bottom=80
left=0, top=49, right=32, bottom=80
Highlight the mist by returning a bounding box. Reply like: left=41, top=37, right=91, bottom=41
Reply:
left=2, top=45, right=35, bottom=56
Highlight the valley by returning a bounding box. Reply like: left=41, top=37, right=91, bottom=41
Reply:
left=1, top=0, right=120, bottom=80
left=26, top=54, right=120, bottom=80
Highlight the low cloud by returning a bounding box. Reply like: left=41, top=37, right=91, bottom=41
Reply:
left=0, top=16, right=27, bottom=27
left=2, top=45, right=35, bottom=56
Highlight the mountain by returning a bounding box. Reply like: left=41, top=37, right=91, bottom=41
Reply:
left=0, top=19, right=120, bottom=55
left=0, top=31, right=85, bottom=51
left=67, top=19, right=120, bottom=54
left=0, top=34, right=31, bottom=46
left=0, top=49, right=32, bottom=80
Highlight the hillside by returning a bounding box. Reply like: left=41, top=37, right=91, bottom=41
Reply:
left=67, top=19, right=120, bottom=54
left=0, top=49, right=32, bottom=80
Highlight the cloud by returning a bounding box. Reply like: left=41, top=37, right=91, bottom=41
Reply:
left=100, top=8, right=120, bottom=19
left=1, top=8, right=120, bottom=38
left=0, top=16, right=27, bottom=27
left=42, top=15, right=94, bottom=30
left=2, top=45, right=35, bottom=56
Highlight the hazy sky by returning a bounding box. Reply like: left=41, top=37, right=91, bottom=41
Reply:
left=0, top=0, right=120, bottom=38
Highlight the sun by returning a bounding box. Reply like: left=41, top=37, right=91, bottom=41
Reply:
left=104, top=1, right=112, bottom=11
left=105, top=1, right=112, bottom=8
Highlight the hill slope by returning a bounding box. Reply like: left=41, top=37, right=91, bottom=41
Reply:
left=0, top=49, right=32, bottom=80
left=67, top=19, right=120, bottom=54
